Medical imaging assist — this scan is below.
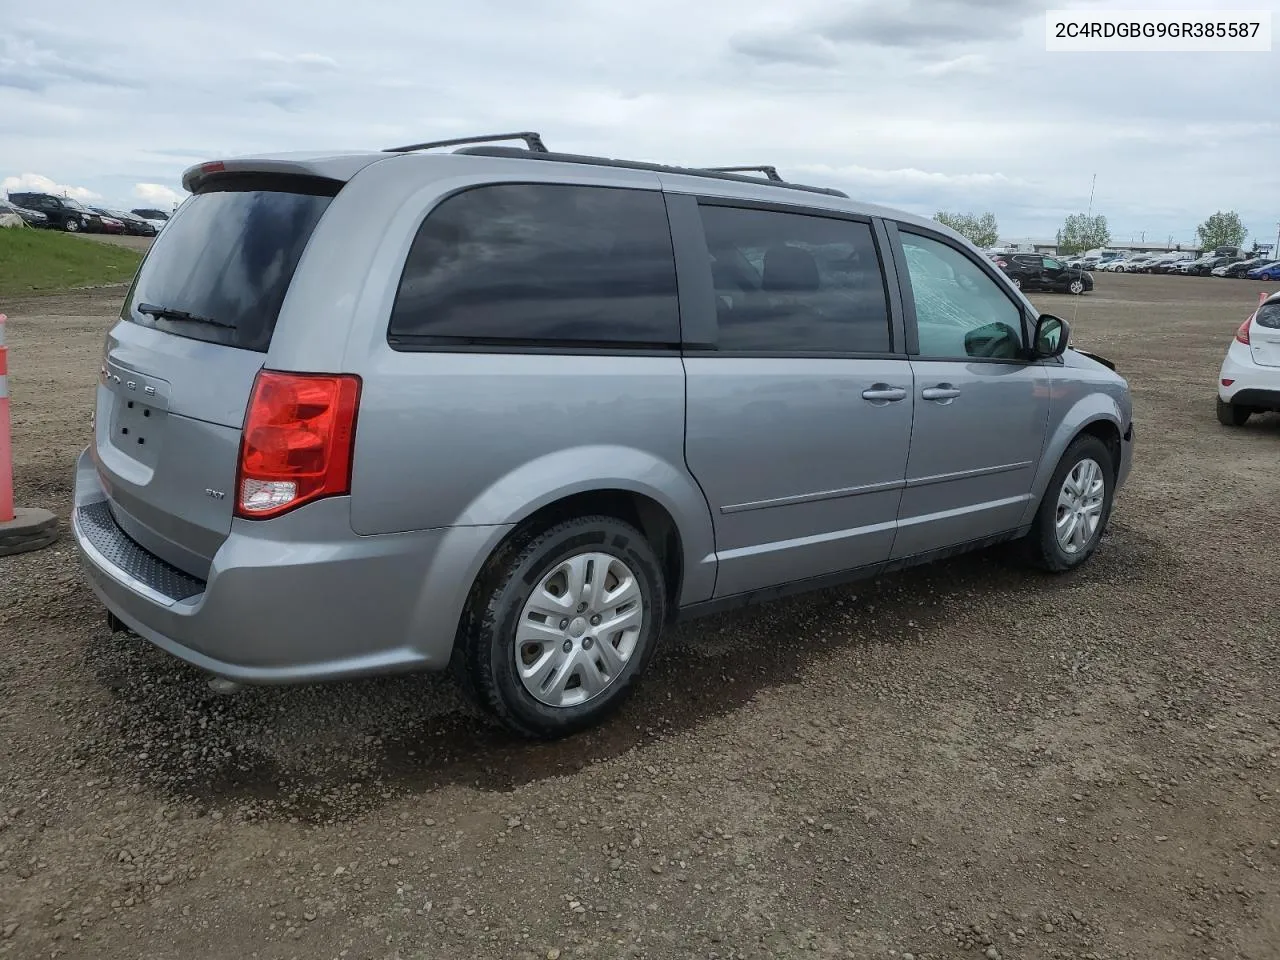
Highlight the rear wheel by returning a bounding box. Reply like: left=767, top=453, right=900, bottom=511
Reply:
left=1217, top=397, right=1251, bottom=426
left=458, top=515, right=667, bottom=738
left=1020, top=435, right=1114, bottom=572
left=1010, top=277, right=1022, bottom=290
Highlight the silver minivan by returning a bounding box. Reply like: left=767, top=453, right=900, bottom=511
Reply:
left=73, top=133, right=1134, bottom=737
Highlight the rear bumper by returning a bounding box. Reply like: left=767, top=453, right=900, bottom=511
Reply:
left=73, top=448, right=511, bottom=684
left=1218, top=342, right=1280, bottom=405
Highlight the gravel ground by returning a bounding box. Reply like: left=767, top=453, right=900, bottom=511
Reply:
left=73, top=234, right=154, bottom=251
left=1, top=273, right=1277, bottom=960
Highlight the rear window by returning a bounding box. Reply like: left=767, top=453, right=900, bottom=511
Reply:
left=699, top=204, right=891, bottom=354
left=388, top=184, right=679, bottom=349
left=123, top=179, right=335, bottom=353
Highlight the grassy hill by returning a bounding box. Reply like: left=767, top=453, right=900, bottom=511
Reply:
left=0, top=228, right=143, bottom=296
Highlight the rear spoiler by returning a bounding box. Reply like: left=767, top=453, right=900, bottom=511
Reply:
left=181, top=154, right=388, bottom=194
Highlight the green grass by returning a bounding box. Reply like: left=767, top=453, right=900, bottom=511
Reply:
left=0, top=228, right=142, bottom=296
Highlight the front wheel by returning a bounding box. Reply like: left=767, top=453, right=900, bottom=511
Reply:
left=1010, top=277, right=1022, bottom=290
left=1020, top=435, right=1115, bottom=572
left=63, top=217, right=80, bottom=233
left=1216, top=397, right=1251, bottom=426
left=1068, top=279, right=1086, bottom=295
left=458, top=515, right=667, bottom=738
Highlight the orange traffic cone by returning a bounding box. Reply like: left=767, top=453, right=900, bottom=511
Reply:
left=0, top=313, right=58, bottom=556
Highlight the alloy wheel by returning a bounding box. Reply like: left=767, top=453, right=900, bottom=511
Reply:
left=1055, top=458, right=1105, bottom=554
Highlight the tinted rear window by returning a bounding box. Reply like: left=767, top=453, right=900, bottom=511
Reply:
left=699, top=204, right=891, bottom=354
left=123, top=182, right=334, bottom=353
left=388, top=184, right=679, bottom=348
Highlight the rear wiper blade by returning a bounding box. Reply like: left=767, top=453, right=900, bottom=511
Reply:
left=136, top=302, right=236, bottom=330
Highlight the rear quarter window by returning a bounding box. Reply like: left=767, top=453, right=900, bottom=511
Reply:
left=388, top=184, right=680, bottom=349
left=123, top=179, right=336, bottom=353
left=1256, top=303, right=1280, bottom=329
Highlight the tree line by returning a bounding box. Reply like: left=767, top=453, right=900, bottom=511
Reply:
left=934, top=209, right=1251, bottom=255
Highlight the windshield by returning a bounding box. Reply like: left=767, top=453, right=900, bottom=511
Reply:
left=62, top=198, right=90, bottom=212
left=123, top=182, right=335, bottom=352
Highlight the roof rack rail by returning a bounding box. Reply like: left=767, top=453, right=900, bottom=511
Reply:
left=449, top=145, right=849, bottom=199
left=703, top=165, right=783, bottom=182
left=384, top=131, right=548, bottom=154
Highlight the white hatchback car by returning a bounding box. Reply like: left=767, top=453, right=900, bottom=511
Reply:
left=1218, top=291, right=1280, bottom=426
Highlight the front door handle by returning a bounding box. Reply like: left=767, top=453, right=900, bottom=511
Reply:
left=921, top=384, right=962, bottom=402
left=861, top=384, right=908, bottom=404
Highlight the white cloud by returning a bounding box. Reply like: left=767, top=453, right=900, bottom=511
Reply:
left=133, top=182, right=182, bottom=208
left=249, top=50, right=339, bottom=69
left=920, top=53, right=992, bottom=77
left=1, top=171, right=98, bottom=201
left=796, top=163, right=1021, bottom=189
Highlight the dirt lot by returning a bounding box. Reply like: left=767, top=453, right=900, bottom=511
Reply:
left=75, top=234, right=155, bottom=252
left=1, top=274, right=1277, bottom=960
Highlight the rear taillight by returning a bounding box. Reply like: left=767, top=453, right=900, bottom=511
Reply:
left=1236, top=316, right=1253, bottom=345
left=235, top=371, right=361, bottom=520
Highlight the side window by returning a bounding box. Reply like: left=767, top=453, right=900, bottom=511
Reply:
left=698, top=204, right=892, bottom=353
left=1043, top=257, right=1063, bottom=270
left=389, top=184, right=679, bottom=347
left=900, top=232, right=1025, bottom=361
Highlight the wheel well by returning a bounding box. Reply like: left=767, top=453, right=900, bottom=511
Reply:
left=487, top=490, right=685, bottom=617
left=1078, top=420, right=1122, bottom=480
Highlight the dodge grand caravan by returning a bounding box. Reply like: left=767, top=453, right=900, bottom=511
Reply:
left=73, top=132, right=1134, bottom=738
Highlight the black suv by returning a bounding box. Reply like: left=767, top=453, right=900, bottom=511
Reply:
left=6, top=192, right=103, bottom=233
left=994, top=253, right=1094, bottom=295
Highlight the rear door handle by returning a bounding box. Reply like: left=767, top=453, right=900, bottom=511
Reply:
left=921, top=384, right=962, bottom=401
left=861, top=384, right=908, bottom=404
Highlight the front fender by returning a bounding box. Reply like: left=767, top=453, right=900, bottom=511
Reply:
left=1019, top=389, right=1126, bottom=527
left=452, top=445, right=717, bottom=606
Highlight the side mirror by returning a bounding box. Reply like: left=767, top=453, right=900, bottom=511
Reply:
left=1032, top=314, right=1071, bottom=359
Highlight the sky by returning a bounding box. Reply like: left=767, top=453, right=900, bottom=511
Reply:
left=2, top=0, right=1277, bottom=246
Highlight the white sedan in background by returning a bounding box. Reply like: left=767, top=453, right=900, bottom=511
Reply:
left=1218, top=291, right=1280, bottom=426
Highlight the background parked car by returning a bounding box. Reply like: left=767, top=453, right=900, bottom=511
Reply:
left=6, top=192, right=104, bottom=232
left=1146, top=254, right=1194, bottom=273
left=1102, top=254, right=1144, bottom=272
left=91, top=207, right=157, bottom=237
left=130, top=208, right=170, bottom=232
left=997, top=253, right=1094, bottom=294
left=0, top=198, right=50, bottom=228
left=1247, top=261, right=1280, bottom=281
left=1116, top=255, right=1161, bottom=272
left=89, top=209, right=126, bottom=234
left=1181, top=253, right=1246, bottom=276
left=1213, top=256, right=1275, bottom=278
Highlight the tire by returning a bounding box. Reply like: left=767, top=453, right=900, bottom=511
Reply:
left=1011, top=277, right=1022, bottom=290
left=1068, top=279, right=1085, bottom=295
left=1020, top=434, right=1115, bottom=572
left=457, top=515, right=667, bottom=739
left=1216, top=397, right=1251, bottom=426
left=63, top=217, right=80, bottom=233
